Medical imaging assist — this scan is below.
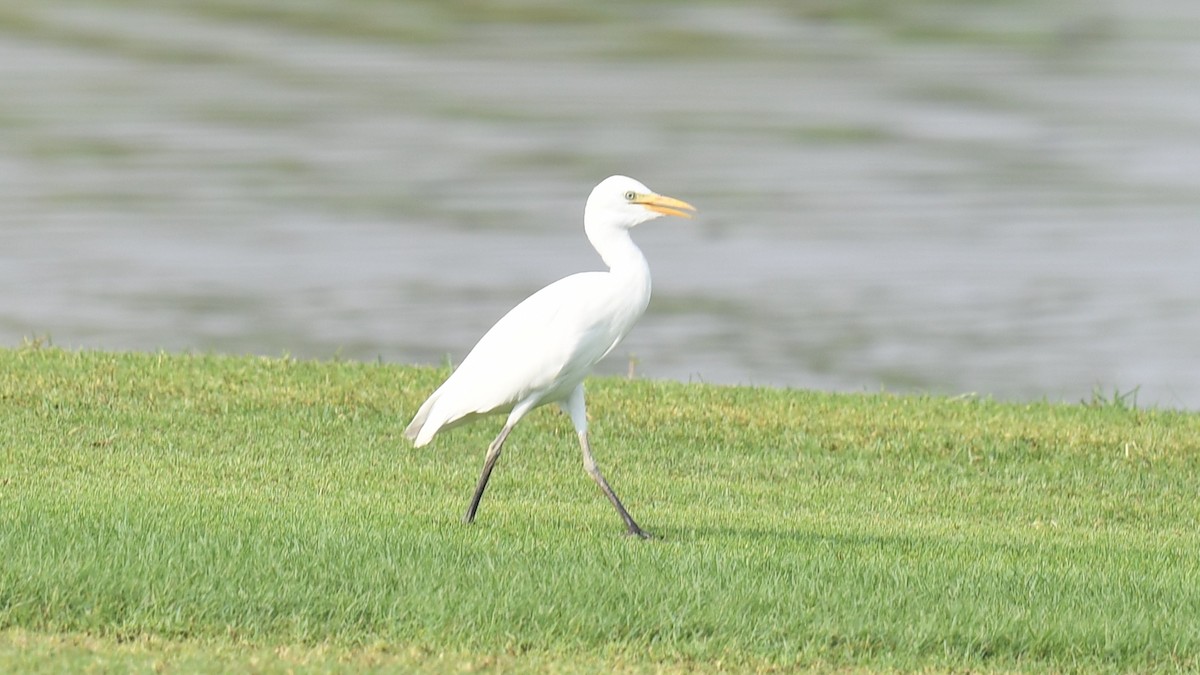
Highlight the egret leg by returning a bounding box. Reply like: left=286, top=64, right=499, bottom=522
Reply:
left=464, top=424, right=513, bottom=524
left=579, top=431, right=650, bottom=539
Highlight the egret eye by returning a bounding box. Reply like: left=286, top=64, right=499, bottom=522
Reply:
left=624, top=191, right=637, bottom=201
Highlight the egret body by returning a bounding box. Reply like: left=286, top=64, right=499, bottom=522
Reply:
left=404, top=175, right=695, bottom=538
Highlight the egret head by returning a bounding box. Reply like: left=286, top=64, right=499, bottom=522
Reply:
left=585, top=175, right=696, bottom=230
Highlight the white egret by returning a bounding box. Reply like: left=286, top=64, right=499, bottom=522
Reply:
left=405, top=175, right=696, bottom=538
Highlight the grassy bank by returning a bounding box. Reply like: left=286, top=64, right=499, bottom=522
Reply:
left=1, top=346, right=1198, bottom=672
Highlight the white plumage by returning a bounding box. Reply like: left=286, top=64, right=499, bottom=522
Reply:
left=405, top=175, right=696, bottom=537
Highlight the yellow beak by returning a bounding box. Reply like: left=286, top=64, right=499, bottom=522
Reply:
left=635, top=193, right=697, bottom=219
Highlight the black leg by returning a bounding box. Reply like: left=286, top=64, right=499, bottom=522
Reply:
left=579, top=431, right=651, bottom=539
left=464, top=425, right=512, bottom=524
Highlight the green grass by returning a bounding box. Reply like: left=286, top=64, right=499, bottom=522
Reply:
left=2, top=346, right=1199, bottom=673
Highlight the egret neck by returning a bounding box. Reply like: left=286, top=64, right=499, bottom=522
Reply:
left=584, top=210, right=653, bottom=323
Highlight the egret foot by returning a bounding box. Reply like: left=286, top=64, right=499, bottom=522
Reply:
left=626, top=526, right=653, bottom=540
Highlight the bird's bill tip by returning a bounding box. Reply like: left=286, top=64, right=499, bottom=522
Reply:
left=637, top=193, right=697, bottom=219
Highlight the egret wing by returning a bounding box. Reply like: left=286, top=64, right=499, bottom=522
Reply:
left=408, top=273, right=621, bottom=444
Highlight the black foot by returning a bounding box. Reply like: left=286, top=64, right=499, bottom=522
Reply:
left=625, top=526, right=653, bottom=540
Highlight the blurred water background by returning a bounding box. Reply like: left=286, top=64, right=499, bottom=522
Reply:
left=2, top=0, right=1198, bottom=408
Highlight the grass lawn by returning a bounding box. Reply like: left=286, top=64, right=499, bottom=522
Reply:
left=1, top=346, right=1198, bottom=672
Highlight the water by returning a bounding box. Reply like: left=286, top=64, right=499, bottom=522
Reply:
left=3, top=0, right=1199, bottom=407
